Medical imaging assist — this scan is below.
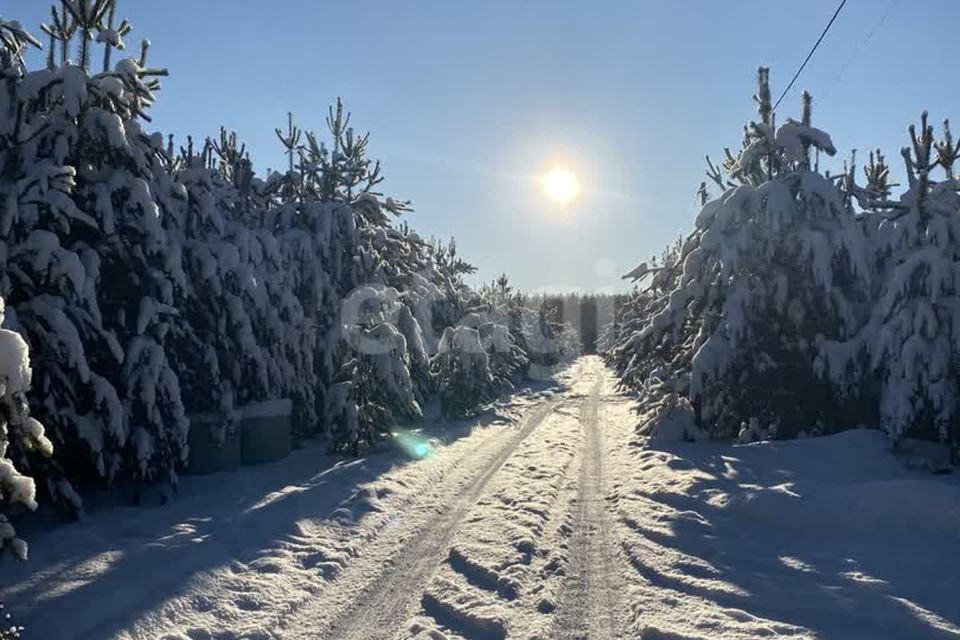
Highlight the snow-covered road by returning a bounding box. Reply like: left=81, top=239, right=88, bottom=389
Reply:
left=3, top=356, right=960, bottom=639
left=313, top=395, right=565, bottom=640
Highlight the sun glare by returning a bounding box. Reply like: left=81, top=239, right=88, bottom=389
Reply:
left=542, top=167, right=580, bottom=205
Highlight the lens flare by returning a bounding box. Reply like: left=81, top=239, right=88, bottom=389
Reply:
left=394, top=431, right=433, bottom=459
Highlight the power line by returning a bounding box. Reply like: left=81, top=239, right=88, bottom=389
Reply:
left=821, top=0, right=900, bottom=103
left=774, top=0, right=848, bottom=111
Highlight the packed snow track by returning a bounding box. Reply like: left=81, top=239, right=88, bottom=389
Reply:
left=552, top=379, right=624, bottom=639
left=312, top=396, right=563, bottom=639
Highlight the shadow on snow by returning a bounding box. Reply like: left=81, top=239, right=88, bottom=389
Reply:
left=0, top=380, right=563, bottom=639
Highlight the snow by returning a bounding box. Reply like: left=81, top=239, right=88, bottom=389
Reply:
left=1, top=357, right=957, bottom=639
left=1, top=14, right=958, bottom=638
left=0, top=386, right=552, bottom=639
left=0, top=331, right=30, bottom=399
left=776, top=119, right=837, bottom=162
left=0, top=300, right=47, bottom=562
left=604, top=369, right=960, bottom=639
left=410, top=392, right=583, bottom=639
left=0, top=459, right=36, bottom=514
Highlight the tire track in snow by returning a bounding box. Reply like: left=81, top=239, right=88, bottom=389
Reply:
left=410, top=394, right=586, bottom=639
left=554, top=376, right=624, bottom=639
left=304, top=396, right=565, bottom=640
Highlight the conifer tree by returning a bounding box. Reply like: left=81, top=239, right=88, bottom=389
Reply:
left=2, top=2, right=187, bottom=505
left=614, top=69, right=869, bottom=440
left=823, top=114, right=960, bottom=445
left=432, top=325, right=498, bottom=419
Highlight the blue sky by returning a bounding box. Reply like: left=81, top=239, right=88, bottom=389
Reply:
left=9, top=0, right=953, bottom=292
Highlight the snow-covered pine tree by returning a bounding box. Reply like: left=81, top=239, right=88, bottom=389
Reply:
left=167, top=132, right=303, bottom=443
left=264, top=109, right=367, bottom=435
left=606, top=240, right=686, bottom=391
left=617, top=69, right=870, bottom=441
left=67, top=9, right=188, bottom=494
left=289, top=101, right=512, bottom=449
left=478, top=320, right=529, bottom=389
left=163, top=100, right=476, bottom=453
left=432, top=298, right=547, bottom=418
left=353, top=223, right=457, bottom=402
left=3, top=2, right=189, bottom=503
left=1, top=3, right=520, bottom=491
left=0, top=11, right=115, bottom=512
left=424, top=237, right=474, bottom=343
left=0, top=295, right=54, bottom=561
left=478, top=275, right=524, bottom=346
left=522, top=298, right=581, bottom=377
left=232, top=103, right=501, bottom=454
left=327, top=286, right=421, bottom=453
left=419, top=277, right=533, bottom=419
left=212, top=147, right=321, bottom=440
left=823, top=114, right=960, bottom=446
left=476, top=275, right=531, bottom=386
left=259, top=103, right=432, bottom=444
left=396, top=299, right=432, bottom=403
left=432, top=324, right=499, bottom=418
left=390, top=234, right=477, bottom=403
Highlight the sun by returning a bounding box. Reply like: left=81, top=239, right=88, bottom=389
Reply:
left=542, top=167, right=580, bottom=204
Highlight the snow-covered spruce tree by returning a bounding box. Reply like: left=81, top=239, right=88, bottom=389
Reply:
left=617, top=69, right=870, bottom=441
left=2, top=3, right=189, bottom=503
left=822, top=114, right=960, bottom=446
left=0, top=296, right=54, bottom=561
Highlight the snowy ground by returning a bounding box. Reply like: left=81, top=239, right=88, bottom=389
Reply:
left=605, top=391, right=960, bottom=639
left=2, top=357, right=959, bottom=639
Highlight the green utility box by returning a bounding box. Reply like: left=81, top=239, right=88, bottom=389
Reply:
left=240, top=399, right=294, bottom=465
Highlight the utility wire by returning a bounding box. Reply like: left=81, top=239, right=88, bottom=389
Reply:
left=774, top=0, right=848, bottom=111
left=821, top=0, right=900, bottom=103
